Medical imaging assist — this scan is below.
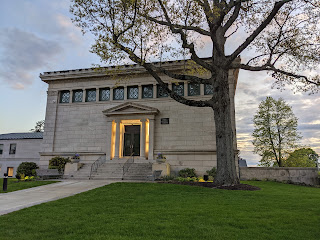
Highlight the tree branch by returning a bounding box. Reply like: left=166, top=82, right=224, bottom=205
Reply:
left=227, top=0, right=293, bottom=64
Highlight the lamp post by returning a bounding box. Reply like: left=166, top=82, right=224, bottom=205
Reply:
left=3, top=173, right=8, bottom=192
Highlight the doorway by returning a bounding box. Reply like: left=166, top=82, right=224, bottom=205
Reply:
left=123, top=125, right=140, bottom=156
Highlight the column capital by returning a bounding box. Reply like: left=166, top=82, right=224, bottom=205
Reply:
left=140, top=119, right=147, bottom=123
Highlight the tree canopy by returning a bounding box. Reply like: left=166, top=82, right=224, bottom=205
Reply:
left=283, top=148, right=319, bottom=167
left=30, top=120, right=45, bottom=132
left=70, top=0, right=320, bottom=185
left=252, top=97, right=301, bottom=167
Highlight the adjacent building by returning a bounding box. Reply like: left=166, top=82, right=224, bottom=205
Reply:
left=0, top=132, right=43, bottom=177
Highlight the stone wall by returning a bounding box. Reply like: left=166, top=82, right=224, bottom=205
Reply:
left=240, top=167, right=319, bottom=185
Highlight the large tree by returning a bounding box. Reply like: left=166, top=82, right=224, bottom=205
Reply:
left=283, top=147, right=319, bottom=167
left=70, top=0, right=320, bottom=185
left=252, top=97, right=301, bottom=167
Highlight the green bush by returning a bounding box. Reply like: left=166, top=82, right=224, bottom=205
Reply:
left=206, top=167, right=217, bottom=178
left=17, top=162, right=38, bottom=177
left=178, top=168, right=197, bottom=178
left=49, top=156, right=71, bottom=173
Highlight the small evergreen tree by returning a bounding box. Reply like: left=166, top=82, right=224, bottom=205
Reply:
left=252, top=97, right=301, bottom=167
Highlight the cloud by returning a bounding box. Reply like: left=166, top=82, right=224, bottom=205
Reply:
left=0, top=28, right=63, bottom=89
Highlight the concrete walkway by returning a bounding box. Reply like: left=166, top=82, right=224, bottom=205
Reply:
left=0, top=180, right=115, bottom=216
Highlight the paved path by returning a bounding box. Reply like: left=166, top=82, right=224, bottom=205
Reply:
left=0, top=180, right=115, bottom=216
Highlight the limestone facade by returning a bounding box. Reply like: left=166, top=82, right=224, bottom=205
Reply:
left=40, top=60, right=238, bottom=175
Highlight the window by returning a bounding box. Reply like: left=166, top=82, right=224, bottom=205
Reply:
left=157, top=84, right=168, bottom=98
left=0, top=144, right=3, bottom=154
left=7, top=167, right=14, bottom=177
left=128, top=86, right=139, bottom=99
left=188, top=83, right=200, bottom=96
left=60, top=90, right=70, bottom=103
left=172, top=82, right=184, bottom=96
left=113, top=87, right=124, bottom=100
left=73, top=90, right=83, bottom=102
left=86, top=89, right=96, bottom=102
left=204, top=84, right=214, bottom=95
left=9, top=144, right=16, bottom=154
left=99, top=88, right=110, bottom=101
left=142, top=85, right=153, bottom=99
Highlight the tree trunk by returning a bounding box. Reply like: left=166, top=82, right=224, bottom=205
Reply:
left=213, top=68, right=240, bottom=186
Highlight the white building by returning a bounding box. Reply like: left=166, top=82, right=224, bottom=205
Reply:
left=39, top=60, right=238, bottom=179
left=0, top=133, right=43, bottom=177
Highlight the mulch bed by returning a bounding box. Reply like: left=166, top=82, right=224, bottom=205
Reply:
left=158, top=181, right=261, bottom=191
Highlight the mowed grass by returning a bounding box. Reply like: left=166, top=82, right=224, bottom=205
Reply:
left=0, top=178, right=58, bottom=193
left=0, top=181, right=319, bottom=240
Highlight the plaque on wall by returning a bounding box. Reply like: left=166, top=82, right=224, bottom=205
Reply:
left=161, top=118, right=169, bottom=124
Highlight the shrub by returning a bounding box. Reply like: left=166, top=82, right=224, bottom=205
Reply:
left=206, top=167, right=217, bottom=178
left=49, top=156, right=71, bottom=173
left=178, top=168, right=197, bottom=178
left=17, top=162, right=38, bottom=177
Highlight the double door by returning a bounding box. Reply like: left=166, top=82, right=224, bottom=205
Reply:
left=123, top=125, right=140, bottom=156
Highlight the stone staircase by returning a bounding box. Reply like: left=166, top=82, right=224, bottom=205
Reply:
left=65, top=163, right=91, bottom=180
left=65, top=159, right=153, bottom=181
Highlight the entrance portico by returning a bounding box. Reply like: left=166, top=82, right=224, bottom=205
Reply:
left=103, top=102, right=159, bottom=162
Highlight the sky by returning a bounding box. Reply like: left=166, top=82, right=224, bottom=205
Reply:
left=0, top=0, right=319, bottom=166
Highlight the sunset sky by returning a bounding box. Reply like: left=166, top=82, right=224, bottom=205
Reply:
left=0, top=0, right=319, bottom=166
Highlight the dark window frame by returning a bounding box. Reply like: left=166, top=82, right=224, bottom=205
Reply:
left=142, top=85, right=153, bottom=99
left=188, top=83, right=200, bottom=96
left=0, top=144, right=3, bottom=154
left=59, top=90, right=70, bottom=103
left=99, top=88, right=110, bottom=101
left=72, top=89, right=83, bottom=102
left=9, top=143, right=16, bottom=154
left=113, top=87, right=124, bottom=100
left=85, top=89, right=97, bottom=102
left=157, top=84, right=169, bottom=98
left=172, top=82, right=184, bottom=96
left=127, top=86, right=139, bottom=99
left=204, top=83, right=214, bottom=95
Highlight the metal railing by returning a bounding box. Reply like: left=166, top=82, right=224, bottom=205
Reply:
left=122, top=153, right=134, bottom=179
left=89, top=155, right=106, bottom=179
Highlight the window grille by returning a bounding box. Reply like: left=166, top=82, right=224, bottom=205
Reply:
left=128, top=86, right=139, bottom=99
left=86, top=89, right=96, bottom=102
left=60, top=91, right=70, bottom=103
left=99, top=88, right=110, bottom=101
left=73, top=90, right=83, bottom=102
left=188, top=83, right=200, bottom=96
left=172, top=82, right=184, bottom=96
left=113, top=87, right=124, bottom=100
left=142, top=85, right=153, bottom=98
left=204, top=84, right=214, bottom=95
left=157, top=84, right=168, bottom=98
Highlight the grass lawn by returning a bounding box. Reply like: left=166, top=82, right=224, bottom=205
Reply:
left=0, top=178, right=59, bottom=193
left=0, top=181, right=319, bottom=240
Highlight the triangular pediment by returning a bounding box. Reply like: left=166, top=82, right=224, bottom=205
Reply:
left=103, top=102, right=159, bottom=116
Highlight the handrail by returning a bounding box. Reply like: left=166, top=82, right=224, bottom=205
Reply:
left=122, top=153, right=134, bottom=179
left=89, top=155, right=106, bottom=179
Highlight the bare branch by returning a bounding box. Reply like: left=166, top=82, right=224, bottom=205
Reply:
left=227, top=0, right=293, bottom=64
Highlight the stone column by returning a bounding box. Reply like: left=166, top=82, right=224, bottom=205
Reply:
left=82, top=89, right=86, bottom=102
left=138, top=85, right=142, bottom=99
left=96, top=88, right=99, bottom=102
left=124, top=86, right=128, bottom=100
left=110, top=88, right=114, bottom=101
left=114, top=119, right=120, bottom=159
left=140, top=119, right=146, bottom=159
left=200, top=84, right=205, bottom=95
left=153, top=84, right=157, bottom=98
left=106, top=119, right=113, bottom=160
left=184, top=82, right=188, bottom=96
left=148, top=118, right=155, bottom=161
left=70, top=90, right=74, bottom=103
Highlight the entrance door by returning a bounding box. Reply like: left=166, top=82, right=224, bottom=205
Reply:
left=123, top=125, right=140, bottom=156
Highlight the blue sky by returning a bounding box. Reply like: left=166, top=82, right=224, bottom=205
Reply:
left=0, top=0, right=319, bottom=166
